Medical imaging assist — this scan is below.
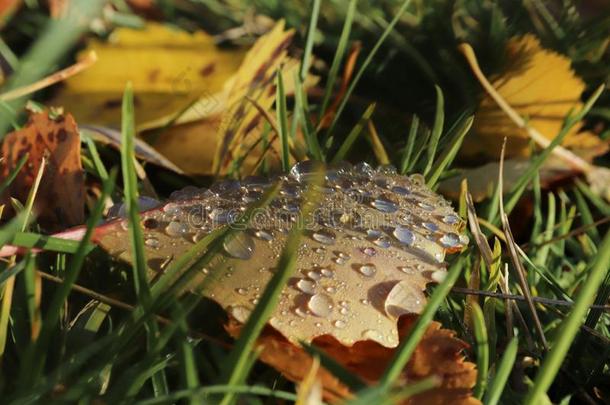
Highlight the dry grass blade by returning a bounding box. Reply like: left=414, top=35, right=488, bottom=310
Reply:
left=465, top=190, right=493, bottom=267
left=0, top=51, right=97, bottom=102
left=498, top=139, right=548, bottom=350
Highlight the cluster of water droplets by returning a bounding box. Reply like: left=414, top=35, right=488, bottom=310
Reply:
left=101, top=161, right=468, bottom=347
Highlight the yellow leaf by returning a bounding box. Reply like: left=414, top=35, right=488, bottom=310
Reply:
left=49, top=22, right=246, bottom=129
left=463, top=34, right=603, bottom=159
left=152, top=21, right=316, bottom=176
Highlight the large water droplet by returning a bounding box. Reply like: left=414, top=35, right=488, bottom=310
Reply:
left=442, top=214, right=459, bottom=225
left=254, top=229, right=273, bottom=241
left=373, top=236, right=391, bottom=248
left=144, top=237, right=160, bottom=248
left=289, top=160, right=318, bottom=182
left=357, top=264, right=377, bottom=277
left=308, top=293, right=334, bottom=317
left=229, top=305, right=251, bottom=323
left=223, top=232, right=255, bottom=260
left=333, top=319, right=347, bottom=329
left=354, top=162, right=374, bottom=177
left=362, top=247, right=376, bottom=256
left=371, top=196, right=398, bottom=213
left=393, top=225, right=415, bottom=245
left=312, top=229, right=336, bottom=245
left=384, top=281, right=425, bottom=318
left=165, top=221, right=189, bottom=237
left=422, top=222, right=439, bottom=232
left=297, top=279, right=317, bottom=294
left=439, top=232, right=460, bottom=248
left=391, top=185, right=410, bottom=195
left=362, top=329, right=384, bottom=341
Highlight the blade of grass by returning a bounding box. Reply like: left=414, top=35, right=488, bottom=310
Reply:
left=331, top=103, right=375, bottom=163
left=0, top=152, right=28, bottom=195
left=219, top=170, right=324, bottom=405
left=276, top=70, right=290, bottom=172
left=17, top=169, right=115, bottom=388
left=319, top=0, right=358, bottom=118
left=484, top=337, right=518, bottom=405
left=302, top=342, right=366, bottom=392
left=121, top=82, right=168, bottom=396
left=326, top=0, right=413, bottom=135
left=426, top=115, right=473, bottom=188
left=299, top=0, right=321, bottom=82
left=472, top=302, right=489, bottom=399
left=400, top=115, right=419, bottom=174
left=423, top=85, right=445, bottom=176
left=293, top=70, right=323, bottom=161
left=524, top=229, right=610, bottom=404
left=83, top=135, right=108, bottom=181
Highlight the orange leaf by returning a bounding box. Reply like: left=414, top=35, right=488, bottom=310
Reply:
left=0, top=111, right=84, bottom=230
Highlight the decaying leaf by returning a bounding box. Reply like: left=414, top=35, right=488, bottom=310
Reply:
left=0, top=111, right=84, bottom=230
left=151, top=20, right=303, bottom=176
left=50, top=22, right=246, bottom=129
left=226, top=314, right=479, bottom=404
left=96, top=161, right=468, bottom=348
left=463, top=34, right=604, bottom=159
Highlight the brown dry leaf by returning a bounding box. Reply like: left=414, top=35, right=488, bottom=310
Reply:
left=0, top=111, right=84, bottom=230
left=49, top=22, right=246, bottom=129
left=226, top=314, right=479, bottom=405
left=463, top=34, right=604, bottom=160
left=96, top=162, right=468, bottom=348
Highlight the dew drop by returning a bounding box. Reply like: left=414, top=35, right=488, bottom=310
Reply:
left=144, top=237, right=160, bottom=248
left=165, top=221, right=189, bottom=237
left=320, top=268, right=334, bottom=278
left=391, top=186, right=410, bottom=195
left=308, top=293, right=334, bottom=317
left=254, top=229, right=273, bottom=241
left=333, top=319, right=347, bottom=329
left=442, top=214, right=459, bottom=225
left=371, top=196, right=398, bottom=213
left=422, top=222, right=439, bottom=232
left=373, top=236, right=391, bottom=248
left=312, top=229, right=336, bottom=245
left=362, top=246, right=376, bottom=256
left=393, top=225, right=415, bottom=245
left=297, top=279, right=317, bottom=294
left=229, top=305, right=251, bottom=323
left=431, top=270, right=447, bottom=282
left=362, top=329, right=383, bottom=341
left=307, top=271, right=321, bottom=281
left=223, top=233, right=255, bottom=260
left=358, top=264, right=377, bottom=277
left=439, top=232, right=460, bottom=248
left=235, top=287, right=247, bottom=295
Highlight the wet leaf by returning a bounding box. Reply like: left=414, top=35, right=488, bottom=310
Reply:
left=225, top=314, right=479, bottom=404
left=463, top=34, right=605, bottom=160
left=0, top=110, right=84, bottom=230
left=96, top=162, right=468, bottom=348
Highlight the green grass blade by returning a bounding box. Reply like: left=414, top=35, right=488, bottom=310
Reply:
left=423, top=85, right=445, bottom=176
left=400, top=115, right=419, bottom=174
left=319, top=0, right=358, bottom=119
left=378, top=257, right=464, bottom=388
left=219, top=171, right=324, bottom=405
left=276, top=70, right=290, bottom=172
left=484, top=337, right=518, bottom=405
left=299, top=0, right=321, bottom=82
left=327, top=0, right=413, bottom=135
left=472, top=302, right=489, bottom=399
left=302, top=343, right=366, bottom=392
left=0, top=152, right=28, bottom=195
left=10, top=232, right=90, bottom=254
left=331, top=103, right=375, bottom=163
left=84, top=135, right=109, bottom=181
left=18, top=170, right=115, bottom=388
left=426, top=115, right=473, bottom=188
left=293, top=71, right=323, bottom=161
left=524, top=229, right=610, bottom=404
left=121, top=82, right=168, bottom=396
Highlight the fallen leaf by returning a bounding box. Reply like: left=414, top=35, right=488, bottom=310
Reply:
left=50, top=22, right=246, bottom=129
left=0, top=111, right=84, bottom=230
left=96, top=162, right=468, bottom=348
left=226, top=314, right=479, bottom=405
left=463, top=34, right=604, bottom=160
left=151, top=21, right=316, bottom=176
